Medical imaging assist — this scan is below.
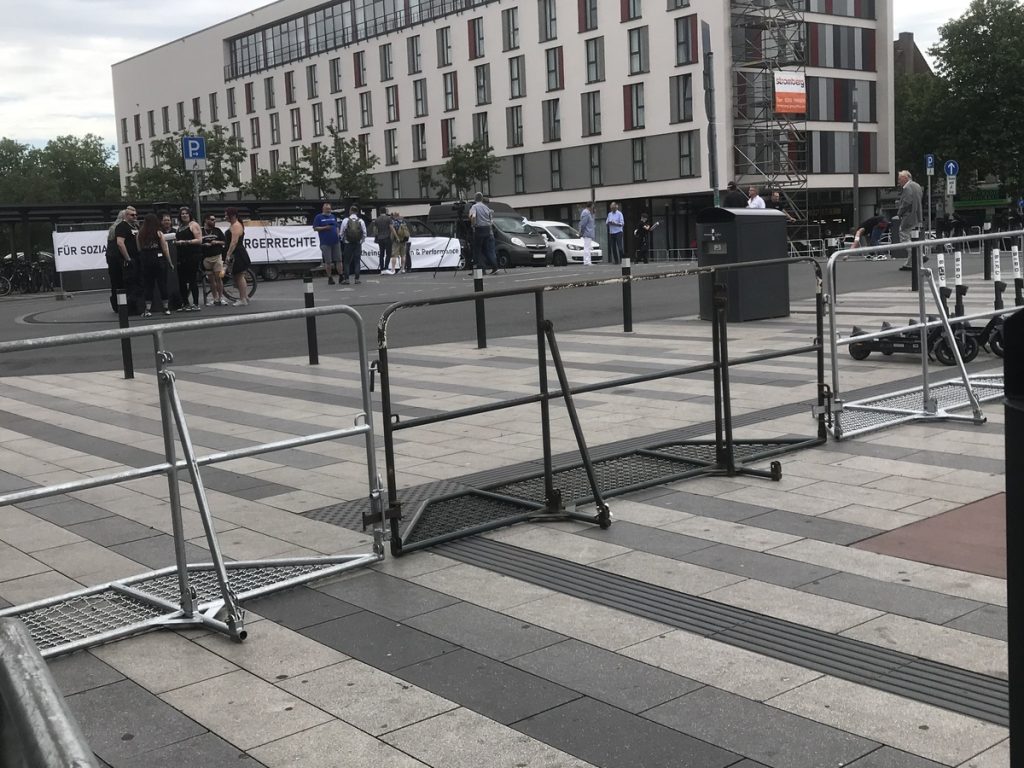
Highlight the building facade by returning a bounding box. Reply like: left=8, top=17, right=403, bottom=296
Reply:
left=112, top=0, right=894, bottom=247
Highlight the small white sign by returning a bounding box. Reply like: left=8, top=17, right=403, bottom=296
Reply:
left=946, top=176, right=957, bottom=197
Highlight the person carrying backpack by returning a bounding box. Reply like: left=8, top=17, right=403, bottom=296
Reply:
left=341, top=205, right=366, bottom=285
left=386, top=211, right=407, bottom=274
left=374, top=207, right=393, bottom=274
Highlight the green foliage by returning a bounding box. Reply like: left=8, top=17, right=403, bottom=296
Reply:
left=893, top=74, right=950, bottom=181
left=242, top=163, right=306, bottom=199
left=300, top=143, right=333, bottom=197
left=0, top=135, right=119, bottom=204
left=322, top=126, right=380, bottom=200
left=434, top=141, right=501, bottom=200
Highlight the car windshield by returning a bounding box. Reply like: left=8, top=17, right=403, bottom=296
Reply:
left=547, top=225, right=579, bottom=239
left=493, top=216, right=530, bottom=234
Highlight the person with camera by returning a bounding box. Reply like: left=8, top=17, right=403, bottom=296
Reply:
left=468, top=193, right=497, bottom=275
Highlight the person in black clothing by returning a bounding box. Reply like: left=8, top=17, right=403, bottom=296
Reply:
left=851, top=213, right=890, bottom=260
left=175, top=207, right=203, bottom=311
left=722, top=181, right=749, bottom=208
left=113, top=206, right=143, bottom=314
left=224, top=207, right=252, bottom=306
left=105, top=209, right=128, bottom=312
left=135, top=212, right=172, bottom=317
left=634, top=212, right=653, bottom=263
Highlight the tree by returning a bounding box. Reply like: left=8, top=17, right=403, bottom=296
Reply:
left=928, top=0, right=1024, bottom=192
left=242, top=163, right=306, bottom=199
left=321, top=126, right=379, bottom=200
left=0, top=135, right=118, bottom=204
left=300, top=143, right=333, bottom=198
left=125, top=123, right=246, bottom=202
left=434, top=141, right=502, bottom=200
left=893, top=73, right=950, bottom=182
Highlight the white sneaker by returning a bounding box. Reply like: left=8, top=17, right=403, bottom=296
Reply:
left=384, top=269, right=395, bottom=275
left=232, top=299, right=248, bottom=307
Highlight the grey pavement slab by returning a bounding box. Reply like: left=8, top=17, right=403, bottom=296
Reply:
left=66, top=515, right=161, bottom=547
left=115, top=732, right=265, bottom=768
left=508, top=638, right=703, bottom=714
left=902, top=450, right=1005, bottom=474
left=47, top=651, right=124, bottom=697
left=514, top=696, right=740, bottom=768
left=28, top=499, right=114, bottom=526
left=575, top=520, right=716, bottom=559
left=741, top=509, right=881, bottom=545
left=317, top=570, right=461, bottom=621
left=404, top=601, right=565, bottom=661
left=945, top=605, right=1008, bottom=642
left=0, top=469, right=31, bottom=493
left=244, top=585, right=362, bottom=630
left=65, top=679, right=206, bottom=764
left=845, top=746, right=947, bottom=767
left=396, top=648, right=581, bottom=725
left=109, top=534, right=211, bottom=570
left=644, top=490, right=776, bottom=522
left=819, top=441, right=920, bottom=460
left=644, top=686, right=879, bottom=768
left=231, top=482, right=299, bottom=500
left=679, top=543, right=836, bottom=588
left=801, top=572, right=983, bottom=624
left=301, top=610, right=458, bottom=672
left=0, top=595, right=10, bottom=609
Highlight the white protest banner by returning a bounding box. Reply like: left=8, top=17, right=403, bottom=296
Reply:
left=53, top=226, right=461, bottom=272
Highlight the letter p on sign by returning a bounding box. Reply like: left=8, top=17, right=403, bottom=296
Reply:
left=182, top=136, right=208, bottom=171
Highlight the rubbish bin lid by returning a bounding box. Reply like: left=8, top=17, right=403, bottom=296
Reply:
left=696, top=207, right=787, bottom=223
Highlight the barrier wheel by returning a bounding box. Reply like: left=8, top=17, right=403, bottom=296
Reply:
left=597, top=504, right=612, bottom=529
left=990, top=330, right=1005, bottom=358
left=770, top=461, right=782, bottom=481
left=849, top=343, right=871, bottom=360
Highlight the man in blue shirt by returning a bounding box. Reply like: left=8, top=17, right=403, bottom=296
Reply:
left=606, top=202, right=624, bottom=264
left=579, top=201, right=595, bottom=267
left=312, top=202, right=342, bottom=285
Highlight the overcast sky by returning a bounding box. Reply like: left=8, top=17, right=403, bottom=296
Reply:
left=0, top=0, right=973, bottom=152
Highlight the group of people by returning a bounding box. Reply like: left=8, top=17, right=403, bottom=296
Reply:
left=105, top=206, right=251, bottom=316
left=848, top=170, right=924, bottom=269
left=723, top=182, right=795, bottom=220
left=578, top=200, right=656, bottom=266
left=313, top=202, right=411, bottom=285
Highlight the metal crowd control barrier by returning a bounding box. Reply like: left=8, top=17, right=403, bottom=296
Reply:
left=0, top=619, right=97, bottom=767
left=825, top=229, right=1024, bottom=439
left=376, top=257, right=828, bottom=555
left=0, top=306, right=385, bottom=657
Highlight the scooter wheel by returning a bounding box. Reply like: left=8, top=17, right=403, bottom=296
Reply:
left=961, top=334, right=980, bottom=363
left=849, top=343, right=871, bottom=360
left=933, top=338, right=956, bottom=366
left=990, top=331, right=1005, bottom=358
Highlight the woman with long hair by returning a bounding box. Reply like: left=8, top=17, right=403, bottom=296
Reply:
left=223, top=207, right=251, bottom=306
left=135, top=212, right=172, bottom=317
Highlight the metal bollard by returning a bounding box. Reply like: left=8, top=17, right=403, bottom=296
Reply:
left=910, top=241, right=920, bottom=293
left=984, top=238, right=994, bottom=281
left=117, top=290, right=133, bottom=380
left=303, top=277, right=319, bottom=365
left=621, top=257, right=633, bottom=333
left=473, top=267, right=487, bottom=349
left=1013, top=246, right=1023, bottom=306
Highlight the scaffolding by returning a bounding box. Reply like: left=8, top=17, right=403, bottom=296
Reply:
left=731, top=0, right=808, bottom=222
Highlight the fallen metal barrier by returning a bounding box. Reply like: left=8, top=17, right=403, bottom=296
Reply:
left=0, top=306, right=386, bottom=657
left=0, top=618, right=97, bottom=768
left=377, top=257, right=828, bottom=555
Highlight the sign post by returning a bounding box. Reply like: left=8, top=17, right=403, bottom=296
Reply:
left=925, top=153, right=935, bottom=237
left=944, top=159, right=959, bottom=218
left=182, top=136, right=208, bottom=222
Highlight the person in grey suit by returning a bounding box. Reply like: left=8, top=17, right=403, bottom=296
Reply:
left=896, top=169, right=923, bottom=270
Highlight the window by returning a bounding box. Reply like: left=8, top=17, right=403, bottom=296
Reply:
left=678, top=129, right=698, bottom=177
left=542, top=99, right=560, bottom=142
left=550, top=149, right=562, bottom=190
left=231, top=121, right=242, bottom=141
left=474, top=64, right=491, bottom=105
left=668, top=0, right=690, bottom=8
left=538, top=0, right=557, bottom=42
left=269, top=149, right=280, bottom=171
left=250, top=116, right=261, bottom=148
left=358, top=134, right=369, bottom=162
left=441, top=117, right=455, bottom=156
left=132, top=114, right=141, bottom=141
left=334, top=96, right=348, bottom=131
left=120, top=118, right=128, bottom=143
left=124, top=145, right=133, bottom=170
left=509, top=55, right=525, bottom=99
left=209, top=93, right=219, bottom=122
left=624, top=83, right=644, bottom=130
left=290, top=108, right=302, bottom=140
left=623, top=0, right=642, bottom=21
left=579, top=0, right=598, bottom=31
left=418, top=170, right=431, bottom=197
left=385, top=128, right=398, bottom=165
left=191, top=97, right=201, bottom=123
left=437, top=26, right=452, bottom=67
left=632, top=137, right=646, bottom=181
left=176, top=101, right=186, bottom=130
left=359, top=92, right=373, bottom=127
left=669, top=74, right=693, bottom=123
left=379, top=43, right=393, bottom=81
left=473, top=112, right=489, bottom=146
left=443, top=72, right=458, bottom=111
left=161, top=106, right=170, bottom=134
left=391, top=170, right=401, bottom=198
left=270, top=112, right=281, bottom=144
left=353, top=51, right=366, bottom=87
left=408, top=35, right=421, bottom=74
left=306, top=64, right=319, bottom=98
left=589, top=144, right=602, bottom=186
left=244, top=84, right=254, bottom=114
left=414, top=78, right=428, bottom=117
left=137, top=143, right=146, bottom=169
left=386, top=85, right=400, bottom=122
left=502, top=7, right=519, bottom=50
left=585, top=38, right=605, bottom=83
left=628, top=27, right=650, bottom=74
left=249, top=153, right=259, bottom=179
left=412, top=123, right=427, bottom=161
left=265, top=77, right=276, bottom=109
left=285, top=71, right=296, bottom=104
left=675, top=15, right=697, bottom=65
left=506, top=105, right=523, bottom=147
left=513, top=155, right=525, bottom=193
left=329, top=58, right=342, bottom=93
left=545, top=47, right=563, bottom=91
left=226, top=88, right=236, bottom=118
left=468, top=17, right=484, bottom=59
left=582, top=91, right=601, bottom=136
left=312, top=102, right=324, bottom=136
left=144, top=110, right=153, bottom=138
left=290, top=145, right=300, bottom=165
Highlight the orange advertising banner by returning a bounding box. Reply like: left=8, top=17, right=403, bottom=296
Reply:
left=774, top=71, right=806, bottom=114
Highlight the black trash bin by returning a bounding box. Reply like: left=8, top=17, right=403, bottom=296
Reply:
left=696, top=207, right=790, bottom=322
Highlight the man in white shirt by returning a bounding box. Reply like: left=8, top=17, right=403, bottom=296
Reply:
left=747, top=186, right=766, bottom=209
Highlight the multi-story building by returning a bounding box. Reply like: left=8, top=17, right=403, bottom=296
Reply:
left=112, top=0, right=894, bottom=246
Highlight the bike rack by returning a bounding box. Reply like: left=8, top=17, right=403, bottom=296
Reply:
left=824, top=230, right=1024, bottom=439
left=0, top=306, right=386, bottom=657
left=376, top=257, right=829, bottom=555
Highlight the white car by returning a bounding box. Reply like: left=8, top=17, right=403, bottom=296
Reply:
left=526, top=220, right=604, bottom=266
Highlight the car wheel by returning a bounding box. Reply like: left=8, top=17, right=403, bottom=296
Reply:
left=553, top=251, right=567, bottom=267
left=261, top=265, right=280, bottom=281
left=497, top=251, right=512, bottom=269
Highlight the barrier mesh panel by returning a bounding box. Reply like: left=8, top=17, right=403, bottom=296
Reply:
left=9, top=591, right=166, bottom=652
left=135, top=563, right=332, bottom=605
left=404, top=494, right=538, bottom=545
left=654, top=442, right=785, bottom=463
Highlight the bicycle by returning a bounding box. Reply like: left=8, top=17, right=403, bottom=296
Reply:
left=201, top=261, right=257, bottom=304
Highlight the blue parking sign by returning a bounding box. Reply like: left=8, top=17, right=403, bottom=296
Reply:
left=182, top=136, right=206, bottom=160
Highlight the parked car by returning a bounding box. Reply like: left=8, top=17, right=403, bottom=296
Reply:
left=526, top=220, right=604, bottom=266
left=427, top=201, right=548, bottom=267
